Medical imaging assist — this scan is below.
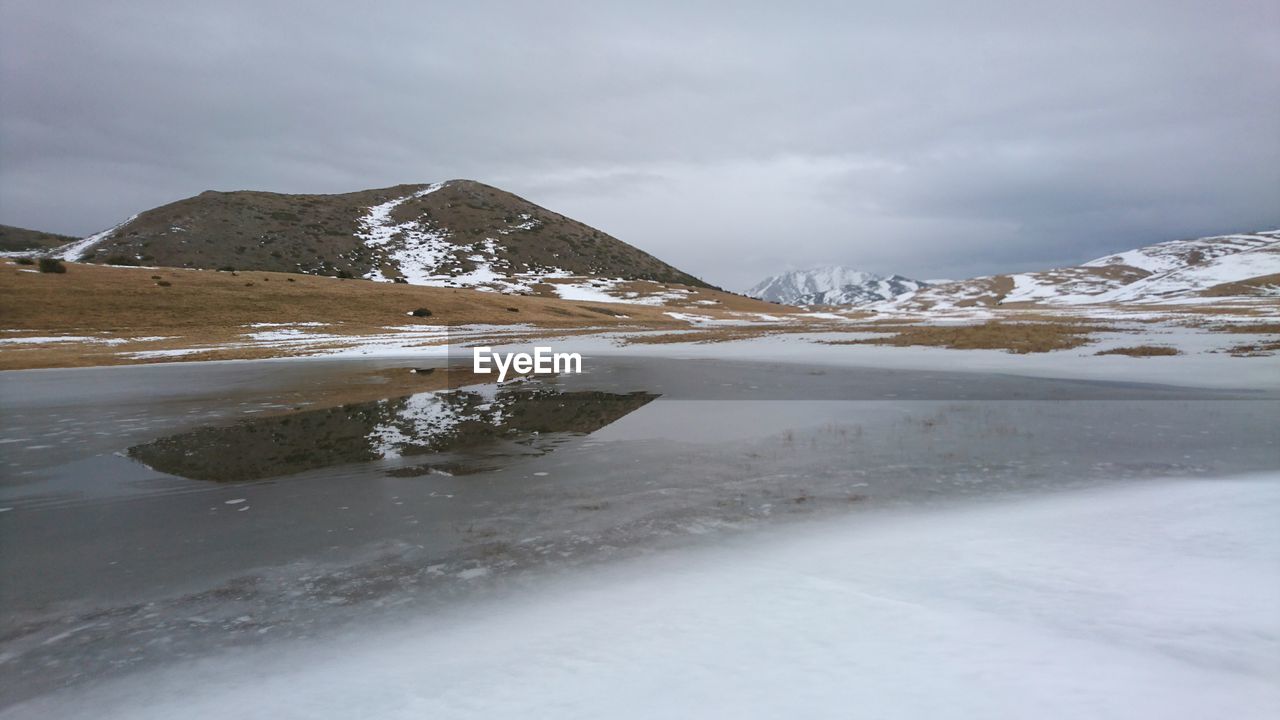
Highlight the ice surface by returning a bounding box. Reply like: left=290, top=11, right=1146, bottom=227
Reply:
left=6, top=475, right=1276, bottom=719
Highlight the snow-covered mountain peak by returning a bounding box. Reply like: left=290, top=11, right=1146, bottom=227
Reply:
left=747, top=266, right=928, bottom=307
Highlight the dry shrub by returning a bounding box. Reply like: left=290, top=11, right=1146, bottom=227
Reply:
left=38, top=258, right=66, bottom=274
left=1095, top=345, right=1181, bottom=357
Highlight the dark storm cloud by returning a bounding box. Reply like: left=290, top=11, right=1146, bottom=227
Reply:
left=2, top=0, right=1276, bottom=289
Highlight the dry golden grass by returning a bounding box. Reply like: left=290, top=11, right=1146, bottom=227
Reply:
left=0, top=261, right=679, bottom=332
left=826, top=321, right=1103, bottom=354
left=622, top=326, right=788, bottom=345
left=0, top=260, right=804, bottom=369
left=5, top=259, right=1273, bottom=369
left=1095, top=345, right=1182, bottom=357
left=0, top=260, right=792, bottom=329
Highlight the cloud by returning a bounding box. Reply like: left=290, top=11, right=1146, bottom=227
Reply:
left=2, top=0, right=1277, bottom=289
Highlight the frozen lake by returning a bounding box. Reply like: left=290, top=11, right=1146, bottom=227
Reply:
left=1, top=356, right=1278, bottom=712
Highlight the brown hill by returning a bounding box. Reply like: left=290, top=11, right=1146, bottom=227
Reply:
left=56, top=179, right=712, bottom=289
left=0, top=224, right=78, bottom=253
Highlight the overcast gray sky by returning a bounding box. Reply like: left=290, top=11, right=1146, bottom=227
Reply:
left=2, top=1, right=1277, bottom=289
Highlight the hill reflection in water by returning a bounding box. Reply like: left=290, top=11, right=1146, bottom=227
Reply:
left=128, top=385, right=659, bottom=482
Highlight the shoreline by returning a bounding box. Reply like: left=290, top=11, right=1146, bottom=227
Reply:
left=6, top=472, right=1276, bottom=719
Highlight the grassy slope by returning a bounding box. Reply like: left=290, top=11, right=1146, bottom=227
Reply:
left=0, top=260, right=792, bottom=369
left=3, top=261, right=1273, bottom=370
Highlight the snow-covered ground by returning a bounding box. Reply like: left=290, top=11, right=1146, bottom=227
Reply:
left=8, top=318, right=1274, bottom=390
left=482, top=327, right=1280, bottom=391
left=6, top=474, right=1276, bottom=719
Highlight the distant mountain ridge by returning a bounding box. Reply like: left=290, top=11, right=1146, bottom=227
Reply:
left=49, top=180, right=711, bottom=292
left=880, top=230, right=1280, bottom=309
left=748, top=266, right=928, bottom=306
left=0, top=224, right=77, bottom=253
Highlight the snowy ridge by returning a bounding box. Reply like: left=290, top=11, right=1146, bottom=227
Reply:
left=1090, top=239, right=1280, bottom=303
left=1081, top=231, right=1278, bottom=274
left=53, top=215, right=139, bottom=261
left=748, top=266, right=927, bottom=306
left=883, top=230, right=1280, bottom=309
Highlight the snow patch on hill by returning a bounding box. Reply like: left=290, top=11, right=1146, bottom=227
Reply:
left=53, top=215, right=139, bottom=262
left=345, top=187, right=713, bottom=305
left=357, top=183, right=454, bottom=284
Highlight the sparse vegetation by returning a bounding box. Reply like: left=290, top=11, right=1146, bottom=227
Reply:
left=1204, top=322, right=1280, bottom=334
left=15, top=257, right=35, bottom=265
left=1223, top=340, right=1280, bottom=357
left=830, top=321, right=1100, bottom=354
left=579, top=305, right=628, bottom=317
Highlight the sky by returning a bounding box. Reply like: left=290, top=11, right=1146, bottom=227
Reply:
left=1, top=1, right=1277, bottom=290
